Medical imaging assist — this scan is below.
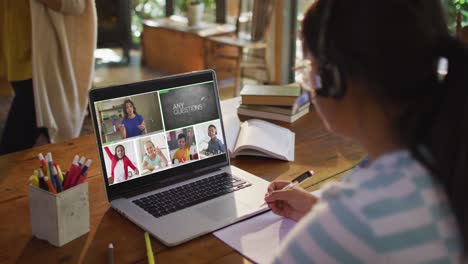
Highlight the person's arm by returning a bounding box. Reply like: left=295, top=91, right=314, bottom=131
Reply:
left=37, top=0, right=85, bottom=15
left=104, top=146, right=114, bottom=160
left=126, top=157, right=139, bottom=175
left=103, top=148, right=116, bottom=182
left=138, top=121, right=147, bottom=134
left=142, top=157, right=154, bottom=171
left=187, top=128, right=194, bottom=149
left=172, top=150, right=180, bottom=163
left=119, top=124, right=127, bottom=139
left=157, top=148, right=169, bottom=167
left=137, top=115, right=146, bottom=134
left=218, top=139, right=225, bottom=152
left=104, top=147, right=116, bottom=180
left=36, top=0, right=61, bottom=11
left=264, top=181, right=319, bottom=221
left=272, top=197, right=378, bottom=263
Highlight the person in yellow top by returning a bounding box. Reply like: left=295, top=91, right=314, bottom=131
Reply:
left=0, top=0, right=37, bottom=154
left=0, top=0, right=96, bottom=155
left=172, top=128, right=194, bottom=163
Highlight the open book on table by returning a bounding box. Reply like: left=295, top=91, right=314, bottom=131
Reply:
left=224, top=118, right=295, bottom=161
left=221, top=97, right=295, bottom=161
left=231, top=119, right=295, bottom=161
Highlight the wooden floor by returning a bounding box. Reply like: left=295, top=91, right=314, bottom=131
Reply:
left=0, top=48, right=238, bottom=141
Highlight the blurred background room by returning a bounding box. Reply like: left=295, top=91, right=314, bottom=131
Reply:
left=0, top=0, right=466, bottom=148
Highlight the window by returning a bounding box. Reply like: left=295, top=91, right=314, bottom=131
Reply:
left=132, top=0, right=166, bottom=42
left=295, top=1, right=315, bottom=81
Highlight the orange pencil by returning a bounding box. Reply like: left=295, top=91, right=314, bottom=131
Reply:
left=44, top=176, right=57, bottom=194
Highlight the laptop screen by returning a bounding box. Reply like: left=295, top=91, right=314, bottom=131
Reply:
left=89, top=71, right=230, bottom=200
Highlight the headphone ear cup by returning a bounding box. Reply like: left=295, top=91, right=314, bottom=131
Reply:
left=316, top=66, right=333, bottom=97
left=330, top=64, right=345, bottom=98
left=316, top=63, right=345, bottom=98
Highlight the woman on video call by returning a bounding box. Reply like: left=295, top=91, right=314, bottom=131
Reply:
left=120, top=99, right=146, bottom=139
left=264, top=0, right=467, bottom=262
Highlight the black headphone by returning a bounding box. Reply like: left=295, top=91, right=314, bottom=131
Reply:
left=315, top=0, right=346, bottom=98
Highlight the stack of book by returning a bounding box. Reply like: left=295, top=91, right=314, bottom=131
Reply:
left=237, top=83, right=310, bottom=123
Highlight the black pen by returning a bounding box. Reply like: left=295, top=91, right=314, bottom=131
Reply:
left=289, top=170, right=315, bottom=184
left=261, top=170, right=315, bottom=207
left=108, top=243, right=114, bottom=264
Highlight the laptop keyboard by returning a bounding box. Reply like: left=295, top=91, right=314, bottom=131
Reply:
left=132, top=172, right=252, bottom=218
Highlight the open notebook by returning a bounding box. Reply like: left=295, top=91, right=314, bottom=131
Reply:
left=221, top=98, right=295, bottom=161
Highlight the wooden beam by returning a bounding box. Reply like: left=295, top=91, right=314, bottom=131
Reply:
left=215, top=0, right=226, bottom=23
left=273, top=0, right=284, bottom=85
left=166, top=0, right=174, bottom=17
left=272, top=0, right=296, bottom=85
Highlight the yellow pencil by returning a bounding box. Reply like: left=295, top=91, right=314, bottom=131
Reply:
left=29, top=175, right=39, bottom=187
left=56, top=164, right=64, bottom=182
left=144, top=232, right=155, bottom=264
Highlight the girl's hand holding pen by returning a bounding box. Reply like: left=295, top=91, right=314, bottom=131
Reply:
left=264, top=181, right=319, bottom=221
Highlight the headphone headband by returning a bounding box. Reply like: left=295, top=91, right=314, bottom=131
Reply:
left=315, top=0, right=346, bottom=98
left=318, top=0, right=333, bottom=64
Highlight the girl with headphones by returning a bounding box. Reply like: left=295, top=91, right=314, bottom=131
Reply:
left=264, top=0, right=467, bottom=262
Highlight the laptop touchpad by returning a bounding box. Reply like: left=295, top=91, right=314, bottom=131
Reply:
left=196, top=197, right=249, bottom=222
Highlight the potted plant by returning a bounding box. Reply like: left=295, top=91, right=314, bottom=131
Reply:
left=441, top=0, right=467, bottom=33
left=185, top=0, right=204, bottom=26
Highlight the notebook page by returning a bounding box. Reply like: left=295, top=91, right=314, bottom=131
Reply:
left=213, top=189, right=322, bottom=263
left=234, top=119, right=294, bottom=161
left=220, top=97, right=242, bottom=154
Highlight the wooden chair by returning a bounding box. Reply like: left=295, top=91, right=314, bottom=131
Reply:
left=206, top=0, right=275, bottom=95
left=460, top=26, right=468, bottom=46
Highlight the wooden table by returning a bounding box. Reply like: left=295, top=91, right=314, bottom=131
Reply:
left=0, top=107, right=366, bottom=263
left=141, top=16, right=235, bottom=74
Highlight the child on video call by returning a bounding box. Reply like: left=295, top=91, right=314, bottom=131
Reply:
left=206, top=124, right=225, bottom=155
left=172, top=128, right=193, bottom=163
left=142, top=140, right=169, bottom=171
left=104, top=145, right=139, bottom=184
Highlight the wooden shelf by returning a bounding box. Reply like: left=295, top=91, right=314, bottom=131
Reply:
left=105, top=131, right=120, bottom=136
left=98, top=107, right=124, bottom=143
left=100, top=108, right=122, bottom=112
left=141, top=17, right=235, bottom=74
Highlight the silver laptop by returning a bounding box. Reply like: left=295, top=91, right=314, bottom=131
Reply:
left=89, top=70, right=269, bottom=246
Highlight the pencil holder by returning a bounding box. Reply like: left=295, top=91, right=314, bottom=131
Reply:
left=28, top=182, right=90, bottom=247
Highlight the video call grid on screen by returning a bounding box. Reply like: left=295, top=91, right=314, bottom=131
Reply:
left=93, top=81, right=227, bottom=186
